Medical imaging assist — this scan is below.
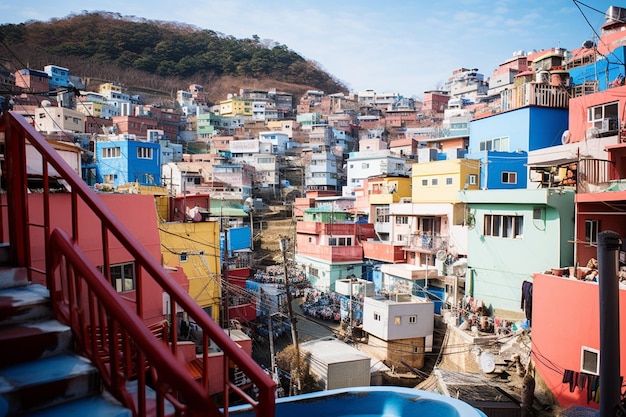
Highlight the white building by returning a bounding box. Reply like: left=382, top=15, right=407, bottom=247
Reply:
left=35, top=103, right=85, bottom=134
left=300, top=337, right=371, bottom=390
left=343, top=139, right=410, bottom=197
left=362, top=293, right=434, bottom=371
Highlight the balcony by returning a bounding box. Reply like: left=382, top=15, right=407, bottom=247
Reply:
left=296, top=241, right=364, bottom=263
left=362, top=240, right=406, bottom=263
left=296, top=222, right=375, bottom=240
left=404, top=234, right=449, bottom=253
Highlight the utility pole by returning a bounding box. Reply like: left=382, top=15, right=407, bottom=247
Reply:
left=221, top=225, right=230, bottom=330
left=280, top=237, right=300, bottom=394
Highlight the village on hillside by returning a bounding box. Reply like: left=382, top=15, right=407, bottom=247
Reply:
left=2, top=5, right=626, bottom=417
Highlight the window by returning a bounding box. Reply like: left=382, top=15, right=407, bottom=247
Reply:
left=362, top=163, right=370, bottom=169
left=484, top=214, right=523, bottom=238
left=585, top=220, right=600, bottom=246
left=309, top=267, right=319, bottom=276
left=395, top=216, right=409, bottom=224
left=413, top=346, right=420, bottom=353
left=408, top=315, right=417, bottom=324
left=581, top=346, right=600, bottom=375
left=502, top=172, right=517, bottom=184
left=446, top=177, right=453, bottom=185
left=137, top=147, right=153, bottom=159
left=467, top=174, right=478, bottom=185
left=373, top=312, right=381, bottom=321
left=431, top=178, right=438, bottom=186
left=588, top=102, right=618, bottom=131
left=479, top=136, right=510, bottom=152
left=101, top=262, right=135, bottom=292
left=180, top=252, right=188, bottom=262
left=394, top=316, right=401, bottom=325
left=102, top=147, right=121, bottom=158
left=376, top=207, right=390, bottom=223
left=421, top=179, right=428, bottom=186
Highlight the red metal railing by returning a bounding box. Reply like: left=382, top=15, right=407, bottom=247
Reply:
left=0, top=111, right=276, bottom=416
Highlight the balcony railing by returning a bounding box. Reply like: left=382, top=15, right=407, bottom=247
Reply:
left=0, top=111, right=276, bottom=417
left=404, top=233, right=449, bottom=253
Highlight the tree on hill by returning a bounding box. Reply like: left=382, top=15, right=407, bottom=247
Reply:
left=0, top=12, right=348, bottom=103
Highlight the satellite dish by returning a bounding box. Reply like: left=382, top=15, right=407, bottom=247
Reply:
left=561, top=130, right=570, bottom=144
left=436, top=250, right=447, bottom=262
left=480, top=352, right=496, bottom=373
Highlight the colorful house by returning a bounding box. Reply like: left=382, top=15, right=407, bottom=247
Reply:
left=95, top=137, right=161, bottom=187
left=459, top=188, right=574, bottom=314
left=295, top=206, right=375, bottom=292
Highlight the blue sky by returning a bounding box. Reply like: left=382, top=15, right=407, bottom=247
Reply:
left=0, top=0, right=619, bottom=98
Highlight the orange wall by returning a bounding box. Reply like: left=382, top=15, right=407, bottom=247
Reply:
left=532, top=273, right=626, bottom=410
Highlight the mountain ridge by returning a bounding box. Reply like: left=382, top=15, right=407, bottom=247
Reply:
left=0, top=11, right=348, bottom=104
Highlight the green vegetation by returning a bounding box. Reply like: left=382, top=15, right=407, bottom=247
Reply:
left=0, top=12, right=346, bottom=102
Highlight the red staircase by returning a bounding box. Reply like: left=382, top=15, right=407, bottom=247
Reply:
left=0, top=111, right=276, bottom=416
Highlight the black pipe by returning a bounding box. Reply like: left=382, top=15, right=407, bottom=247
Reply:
left=598, top=230, right=621, bottom=417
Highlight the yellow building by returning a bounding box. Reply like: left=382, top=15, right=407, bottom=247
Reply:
left=158, top=220, right=222, bottom=321
left=411, top=159, right=480, bottom=203
left=219, top=97, right=252, bottom=117
left=368, top=176, right=412, bottom=205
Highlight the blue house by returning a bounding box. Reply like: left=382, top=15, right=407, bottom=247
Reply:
left=95, top=139, right=161, bottom=187
left=468, top=106, right=568, bottom=189
left=568, top=46, right=626, bottom=93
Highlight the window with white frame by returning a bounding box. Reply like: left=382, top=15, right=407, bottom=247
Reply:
left=421, top=179, right=428, bottom=186
left=102, top=147, right=121, bottom=158
left=585, top=219, right=600, bottom=246
left=467, top=174, right=478, bottom=185
left=395, top=216, right=409, bottom=224
left=581, top=346, right=600, bottom=375
left=502, top=172, right=517, bottom=184
left=408, top=315, right=417, bottom=324
left=484, top=214, right=523, bottom=238
left=588, top=102, right=618, bottom=131
left=446, top=177, right=453, bottom=185
left=137, top=147, right=153, bottom=159
left=376, top=207, right=390, bottom=223
left=479, top=136, right=510, bottom=152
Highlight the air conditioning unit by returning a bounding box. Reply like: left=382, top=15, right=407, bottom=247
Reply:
left=600, top=118, right=610, bottom=133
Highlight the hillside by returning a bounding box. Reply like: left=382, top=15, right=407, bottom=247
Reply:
left=0, top=11, right=348, bottom=104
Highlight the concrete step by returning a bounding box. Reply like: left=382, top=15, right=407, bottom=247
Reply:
left=0, top=354, right=102, bottom=416
left=0, top=267, right=29, bottom=290
left=0, top=319, right=72, bottom=368
left=0, top=284, right=52, bottom=327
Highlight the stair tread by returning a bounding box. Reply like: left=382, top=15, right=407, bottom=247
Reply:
left=0, top=353, right=96, bottom=392
left=0, top=266, right=29, bottom=289
left=0, top=319, right=72, bottom=366
left=16, top=396, right=132, bottom=417
left=0, top=284, right=52, bottom=325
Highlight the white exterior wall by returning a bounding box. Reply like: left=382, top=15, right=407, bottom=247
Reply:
left=300, top=338, right=371, bottom=390
left=362, top=295, right=434, bottom=341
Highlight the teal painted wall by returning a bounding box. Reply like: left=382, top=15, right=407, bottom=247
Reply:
left=466, top=192, right=574, bottom=313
